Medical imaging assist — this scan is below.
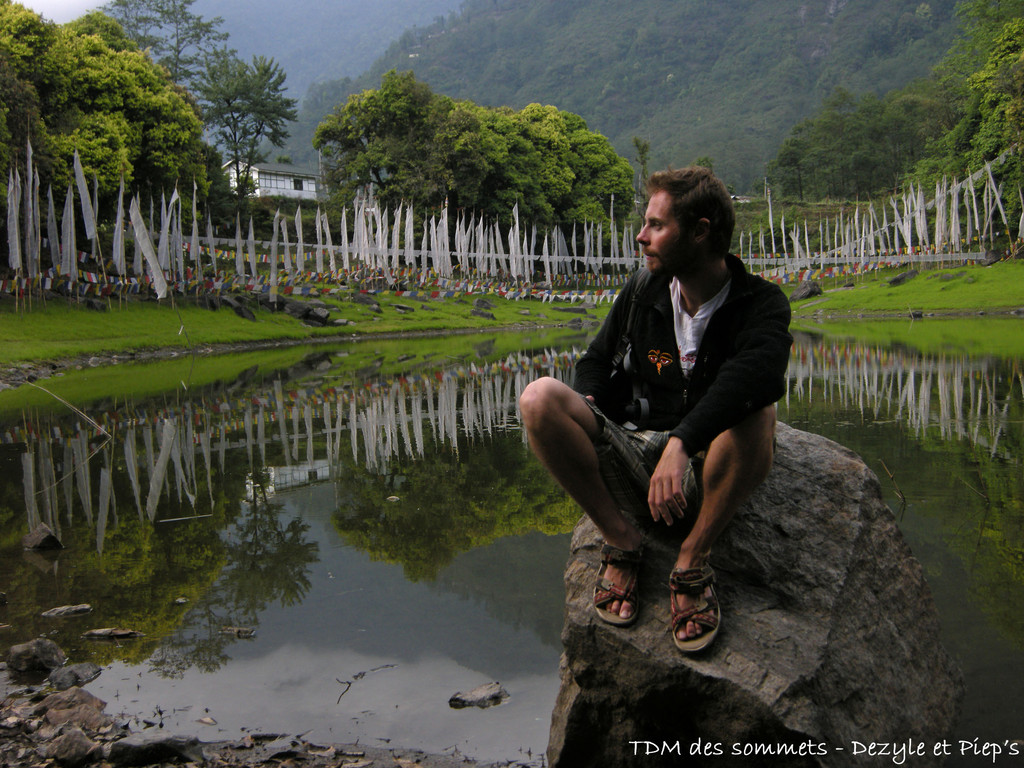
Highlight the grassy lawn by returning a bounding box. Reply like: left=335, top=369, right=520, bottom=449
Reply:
left=785, top=260, right=1024, bottom=317
left=0, top=290, right=611, bottom=366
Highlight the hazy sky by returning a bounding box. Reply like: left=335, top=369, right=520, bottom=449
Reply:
left=22, top=0, right=99, bottom=22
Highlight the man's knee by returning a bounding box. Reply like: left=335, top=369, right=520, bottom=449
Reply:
left=520, top=377, right=599, bottom=440
left=519, top=376, right=568, bottom=427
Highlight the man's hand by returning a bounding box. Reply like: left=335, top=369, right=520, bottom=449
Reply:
left=647, top=436, right=689, bottom=525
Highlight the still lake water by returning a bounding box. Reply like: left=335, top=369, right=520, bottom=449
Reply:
left=0, top=321, right=1022, bottom=765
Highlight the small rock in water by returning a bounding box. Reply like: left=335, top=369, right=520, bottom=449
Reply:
left=21, top=523, right=63, bottom=550
left=49, top=662, right=102, bottom=691
left=108, top=732, right=204, bottom=765
left=448, top=681, right=509, bottom=709
left=6, top=638, right=67, bottom=672
left=41, top=604, right=93, bottom=618
left=386, top=495, right=400, bottom=502
left=221, top=626, right=256, bottom=638
left=81, top=628, right=144, bottom=640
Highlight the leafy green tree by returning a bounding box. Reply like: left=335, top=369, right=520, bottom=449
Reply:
left=0, top=2, right=207, bottom=214
left=912, top=14, right=1024, bottom=197
left=102, top=0, right=228, bottom=88
left=314, top=70, right=451, bottom=209
left=314, top=70, right=633, bottom=228
left=561, top=110, right=633, bottom=222
left=632, top=137, right=650, bottom=184
left=197, top=51, right=298, bottom=209
left=769, top=122, right=812, bottom=201
left=769, top=84, right=948, bottom=200
left=66, top=8, right=139, bottom=50
left=0, top=1, right=59, bottom=191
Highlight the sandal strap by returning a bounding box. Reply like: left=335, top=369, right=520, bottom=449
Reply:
left=669, top=564, right=715, bottom=596
left=671, top=602, right=719, bottom=633
left=594, top=542, right=642, bottom=615
left=600, top=543, right=643, bottom=567
left=595, top=579, right=636, bottom=608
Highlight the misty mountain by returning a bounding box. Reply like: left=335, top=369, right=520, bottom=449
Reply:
left=286, top=0, right=960, bottom=192
left=193, top=0, right=462, bottom=98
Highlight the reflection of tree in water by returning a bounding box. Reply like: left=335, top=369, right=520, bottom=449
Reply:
left=148, top=474, right=319, bottom=677
left=332, top=431, right=577, bottom=582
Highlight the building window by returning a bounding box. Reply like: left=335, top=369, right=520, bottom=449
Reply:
left=294, top=179, right=304, bottom=191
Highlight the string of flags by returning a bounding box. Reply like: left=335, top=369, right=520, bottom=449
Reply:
left=6, top=140, right=1021, bottom=303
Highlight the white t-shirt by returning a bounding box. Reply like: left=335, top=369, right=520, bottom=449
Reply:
left=670, top=277, right=730, bottom=380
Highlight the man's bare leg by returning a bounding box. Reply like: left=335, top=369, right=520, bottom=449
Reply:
left=519, top=376, right=643, bottom=620
left=672, top=405, right=777, bottom=641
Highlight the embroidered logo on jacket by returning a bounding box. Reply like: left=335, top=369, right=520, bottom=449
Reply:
left=648, top=350, right=674, bottom=374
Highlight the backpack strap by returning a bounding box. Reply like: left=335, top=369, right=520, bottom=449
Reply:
left=610, top=269, right=653, bottom=425
left=610, top=268, right=652, bottom=370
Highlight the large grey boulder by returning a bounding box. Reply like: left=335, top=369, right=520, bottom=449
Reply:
left=548, top=423, right=962, bottom=768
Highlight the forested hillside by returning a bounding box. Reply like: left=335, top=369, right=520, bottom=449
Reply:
left=769, top=0, right=1024, bottom=203
left=191, top=0, right=461, bottom=98
left=289, top=0, right=959, bottom=192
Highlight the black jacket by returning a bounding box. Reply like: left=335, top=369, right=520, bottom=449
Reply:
left=573, top=254, right=793, bottom=455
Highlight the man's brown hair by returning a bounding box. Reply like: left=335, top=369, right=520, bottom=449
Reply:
left=646, top=166, right=735, bottom=254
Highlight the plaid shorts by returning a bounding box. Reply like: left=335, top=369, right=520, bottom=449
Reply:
left=583, top=397, right=703, bottom=525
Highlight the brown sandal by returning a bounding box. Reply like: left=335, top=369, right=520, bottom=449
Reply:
left=594, top=543, right=643, bottom=627
left=669, top=563, right=720, bottom=652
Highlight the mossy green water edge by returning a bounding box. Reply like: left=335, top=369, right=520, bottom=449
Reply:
left=0, top=289, right=607, bottom=364
left=0, top=325, right=591, bottom=415
left=3, top=259, right=1024, bottom=389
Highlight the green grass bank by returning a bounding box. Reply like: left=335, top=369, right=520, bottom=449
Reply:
left=786, top=260, right=1024, bottom=318
left=2, top=260, right=1024, bottom=371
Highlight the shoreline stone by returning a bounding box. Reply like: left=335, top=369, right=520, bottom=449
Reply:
left=1, top=681, right=497, bottom=768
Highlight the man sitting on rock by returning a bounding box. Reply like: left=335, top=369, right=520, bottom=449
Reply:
left=519, top=166, right=792, bottom=652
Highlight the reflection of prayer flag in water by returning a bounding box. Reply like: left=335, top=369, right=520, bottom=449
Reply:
left=73, top=432, right=93, bottom=524
left=22, top=451, right=38, bottom=530
left=146, top=419, right=176, bottom=521
left=37, top=439, right=58, bottom=531
left=97, top=465, right=111, bottom=555
left=125, top=426, right=143, bottom=519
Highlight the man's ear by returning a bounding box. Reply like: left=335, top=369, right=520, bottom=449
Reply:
left=692, top=217, right=712, bottom=243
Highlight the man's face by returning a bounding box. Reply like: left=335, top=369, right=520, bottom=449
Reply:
left=636, top=190, right=691, bottom=277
